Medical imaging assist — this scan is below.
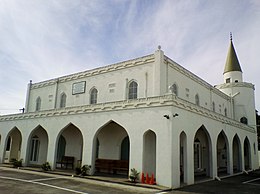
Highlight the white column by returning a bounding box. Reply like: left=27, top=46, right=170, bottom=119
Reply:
left=186, top=134, right=194, bottom=185
left=227, top=137, right=233, bottom=175
left=211, top=138, right=217, bottom=178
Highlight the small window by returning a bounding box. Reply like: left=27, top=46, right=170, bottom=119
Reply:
left=224, top=108, right=227, bottom=116
left=195, top=94, right=200, bottom=106
left=90, top=88, right=98, bottom=104
left=128, top=81, right=138, bottom=99
left=36, top=97, right=41, bottom=111
left=235, top=80, right=238, bottom=83
left=240, top=117, right=248, bottom=125
left=60, top=93, right=67, bottom=108
left=226, top=78, right=231, bottom=83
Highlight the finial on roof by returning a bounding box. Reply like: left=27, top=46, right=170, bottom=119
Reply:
left=158, top=45, right=161, bottom=50
left=230, top=32, right=233, bottom=41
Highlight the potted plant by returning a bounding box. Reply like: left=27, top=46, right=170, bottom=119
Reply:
left=75, top=167, right=82, bottom=175
left=129, top=168, right=140, bottom=183
left=10, top=158, right=23, bottom=168
left=81, top=165, right=91, bottom=176
left=41, top=162, right=51, bottom=171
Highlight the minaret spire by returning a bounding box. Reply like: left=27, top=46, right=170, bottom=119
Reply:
left=223, top=33, right=242, bottom=74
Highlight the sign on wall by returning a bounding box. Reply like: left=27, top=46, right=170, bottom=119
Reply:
left=72, top=81, right=86, bottom=95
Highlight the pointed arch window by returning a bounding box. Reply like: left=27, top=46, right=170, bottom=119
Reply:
left=195, top=94, right=200, bottom=106
left=60, top=93, right=67, bottom=108
left=36, top=97, right=41, bottom=111
left=212, top=102, right=215, bottom=112
left=128, top=81, right=138, bottom=99
left=170, top=83, right=178, bottom=96
left=224, top=108, right=227, bottom=117
left=90, top=88, right=98, bottom=104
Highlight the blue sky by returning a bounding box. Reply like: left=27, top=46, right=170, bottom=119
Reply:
left=0, top=0, right=259, bottom=114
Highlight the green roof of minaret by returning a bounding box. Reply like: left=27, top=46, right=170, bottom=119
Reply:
left=224, top=33, right=242, bottom=74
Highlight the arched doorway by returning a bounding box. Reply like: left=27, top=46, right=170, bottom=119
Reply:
left=232, top=134, right=242, bottom=173
left=194, top=125, right=212, bottom=180
left=93, top=121, right=130, bottom=176
left=216, top=131, right=228, bottom=176
left=143, top=130, right=156, bottom=176
left=244, top=137, right=251, bottom=171
left=57, top=135, right=66, bottom=162
left=56, top=123, right=83, bottom=169
left=121, top=136, right=130, bottom=161
left=4, top=128, right=22, bottom=163
left=27, top=126, right=48, bottom=166
left=180, top=131, right=187, bottom=184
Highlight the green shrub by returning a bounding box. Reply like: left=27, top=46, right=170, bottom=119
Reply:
left=41, top=162, right=51, bottom=171
left=81, top=165, right=91, bottom=176
left=129, top=168, right=140, bottom=183
left=10, top=158, right=23, bottom=168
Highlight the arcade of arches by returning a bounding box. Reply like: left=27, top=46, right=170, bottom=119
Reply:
left=0, top=122, right=254, bottom=184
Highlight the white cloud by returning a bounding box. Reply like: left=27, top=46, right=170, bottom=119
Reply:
left=0, top=0, right=259, bottom=114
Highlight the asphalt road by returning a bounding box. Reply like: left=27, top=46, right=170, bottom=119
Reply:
left=1, top=167, right=260, bottom=194
left=175, top=170, right=260, bottom=194
left=0, top=168, right=159, bottom=194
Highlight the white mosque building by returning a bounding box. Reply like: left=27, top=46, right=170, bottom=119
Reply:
left=0, top=36, right=258, bottom=188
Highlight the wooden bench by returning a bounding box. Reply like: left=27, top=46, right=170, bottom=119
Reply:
left=95, top=159, right=129, bottom=174
left=56, top=156, right=74, bottom=169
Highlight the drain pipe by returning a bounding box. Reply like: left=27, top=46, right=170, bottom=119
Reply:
left=215, top=176, right=221, bottom=181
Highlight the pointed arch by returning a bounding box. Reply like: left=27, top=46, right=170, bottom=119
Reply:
left=244, top=137, right=251, bottom=170
left=180, top=131, right=187, bottom=183
left=90, top=87, right=98, bottom=104
left=170, top=83, right=178, bottom=96
left=26, top=125, right=49, bottom=165
left=193, top=125, right=212, bottom=179
left=128, top=80, right=138, bottom=99
left=55, top=123, right=83, bottom=169
left=60, top=93, right=67, bottom=108
left=232, top=134, right=242, bottom=173
left=93, top=120, right=130, bottom=175
left=143, top=130, right=156, bottom=176
left=4, top=127, right=22, bottom=163
left=120, top=136, right=130, bottom=160
left=216, top=130, right=229, bottom=175
left=212, top=102, right=215, bottom=112
left=36, top=97, right=41, bottom=111
left=195, top=94, right=200, bottom=106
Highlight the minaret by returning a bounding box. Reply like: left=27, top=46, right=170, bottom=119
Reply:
left=223, top=33, right=243, bottom=83
left=216, top=33, right=256, bottom=126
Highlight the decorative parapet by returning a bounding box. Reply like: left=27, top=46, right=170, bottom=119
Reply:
left=31, top=54, right=155, bottom=89
left=0, top=95, right=254, bottom=133
left=165, top=55, right=231, bottom=100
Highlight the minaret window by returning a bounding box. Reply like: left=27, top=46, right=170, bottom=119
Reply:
left=226, top=78, right=230, bottom=83
left=128, top=81, right=138, bottom=99
left=36, top=97, right=41, bottom=111
left=90, top=88, right=98, bottom=104
left=240, top=117, right=248, bottom=125
left=60, top=93, right=67, bottom=108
